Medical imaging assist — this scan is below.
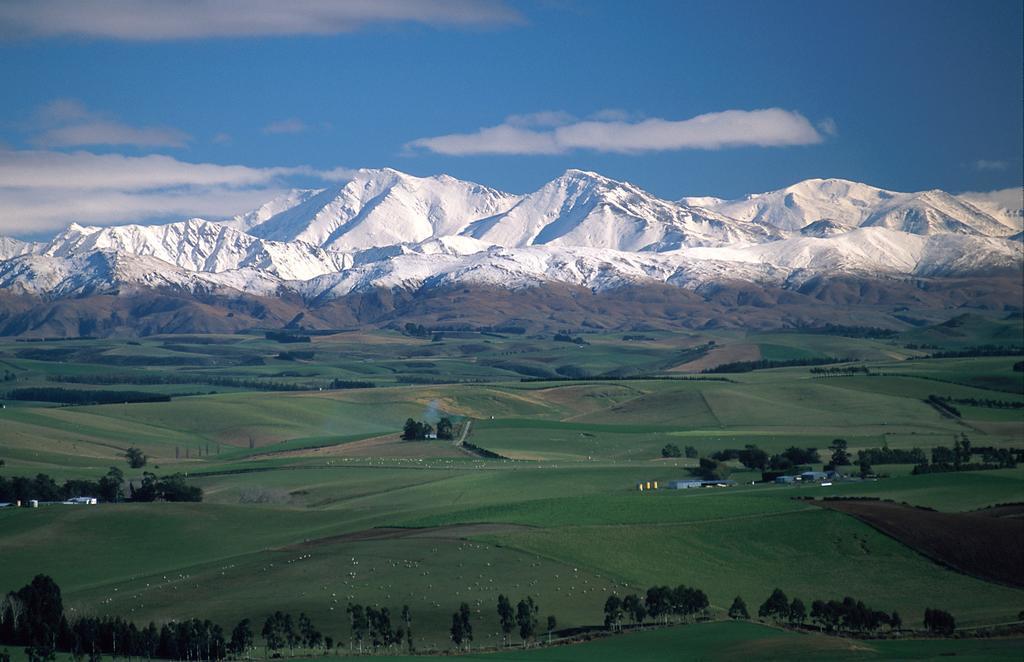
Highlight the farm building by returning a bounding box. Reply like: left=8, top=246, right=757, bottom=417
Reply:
left=65, top=496, right=98, bottom=505
left=775, top=475, right=798, bottom=484
left=800, top=471, right=836, bottom=482
left=667, top=479, right=736, bottom=489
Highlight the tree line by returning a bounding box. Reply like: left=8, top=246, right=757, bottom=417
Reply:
left=914, top=345, right=1023, bottom=359
left=0, top=467, right=201, bottom=504
left=911, top=434, right=1019, bottom=474
left=46, top=374, right=374, bottom=392
left=702, top=357, right=851, bottom=374
left=3, top=387, right=170, bottom=405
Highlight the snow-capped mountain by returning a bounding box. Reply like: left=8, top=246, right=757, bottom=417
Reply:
left=42, top=219, right=351, bottom=281
left=462, top=169, right=782, bottom=251
left=228, top=168, right=520, bottom=251
left=0, top=169, right=1020, bottom=308
left=705, top=178, right=1017, bottom=236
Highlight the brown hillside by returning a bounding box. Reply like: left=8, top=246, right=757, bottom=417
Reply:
left=816, top=499, right=1024, bottom=588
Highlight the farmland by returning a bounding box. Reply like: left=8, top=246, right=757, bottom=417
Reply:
left=0, top=314, right=1022, bottom=659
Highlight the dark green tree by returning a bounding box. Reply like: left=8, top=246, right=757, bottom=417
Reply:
left=436, top=418, right=454, bottom=440
left=728, top=596, right=750, bottom=620
left=124, top=447, right=147, bottom=469
left=684, top=445, right=699, bottom=458
left=516, top=597, right=538, bottom=647
left=603, top=595, right=622, bottom=631
left=789, top=598, right=807, bottom=625
left=758, top=588, right=790, bottom=622
left=497, top=594, right=515, bottom=646
left=660, top=443, right=682, bottom=458
left=229, top=619, right=253, bottom=659
left=829, top=439, right=851, bottom=466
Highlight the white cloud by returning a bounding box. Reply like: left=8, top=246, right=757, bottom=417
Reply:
left=816, top=117, right=838, bottom=137
left=958, top=187, right=1023, bottom=210
left=27, top=99, right=191, bottom=149
left=33, top=121, right=191, bottom=148
left=0, top=0, right=522, bottom=40
left=0, top=149, right=355, bottom=234
left=407, top=108, right=827, bottom=156
left=262, top=119, right=308, bottom=135
left=504, top=111, right=576, bottom=128
left=972, top=159, right=1009, bottom=171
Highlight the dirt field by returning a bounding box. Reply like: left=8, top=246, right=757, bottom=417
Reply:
left=816, top=499, right=1024, bottom=588
left=669, top=343, right=761, bottom=372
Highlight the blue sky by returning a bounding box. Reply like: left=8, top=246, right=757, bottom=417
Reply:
left=0, top=0, right=1020, bottom=236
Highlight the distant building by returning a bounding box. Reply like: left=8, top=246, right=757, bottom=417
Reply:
left=667, top=479, right=736, bottom=489
left=425, top=432, right=438, bottom=440
left=774, top=475, right=798, bottom=484
left=65, top=496, right=98, bottom=505
left=800, top=471, right=835, bottom=482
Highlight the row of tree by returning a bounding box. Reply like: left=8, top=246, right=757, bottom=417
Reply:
left=344, top=604, right=411, bottom=654
left=750, top=588, right=956, bottom=635
left=0, top=467, right=201, bottom=504
left=702, top=357, right=850, bottom=374
left=603, top=585, right=710, bottom=630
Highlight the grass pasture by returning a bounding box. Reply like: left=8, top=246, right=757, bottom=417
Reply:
left=0, top=320, right=1022, bottom=656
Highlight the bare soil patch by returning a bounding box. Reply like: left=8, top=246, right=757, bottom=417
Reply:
left=816, top=500, right=1024, bottom=588
left=251, top=433, right=468, bottom=459
left=283, top=523, right=533, bottom=550
left=669, top=343, right=761, bottom=372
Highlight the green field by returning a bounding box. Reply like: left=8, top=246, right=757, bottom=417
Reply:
left=0, top=320, right=1022, bottom=657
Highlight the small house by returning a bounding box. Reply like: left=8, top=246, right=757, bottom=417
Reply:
left=774, top=475, right=798, bottom=484
left=66, top=496, right=98, bottom=505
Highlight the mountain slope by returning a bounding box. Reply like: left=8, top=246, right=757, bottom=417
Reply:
left=463, top=169, right=781, bottom=250
left=233, top=168, right=520, bottom=251
left=42, top=219, right=351, bottom=281
left=707, top=178, right=1016, bottom=236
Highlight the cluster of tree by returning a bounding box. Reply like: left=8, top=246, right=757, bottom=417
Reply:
left=702, top=357, right=850, bottom=374
left=757, top=588, right=900, bottom=635
left=621, top=334, right=656, bottom=341
left=604, top=585, right=709, bottom=631
left=402, top=417, right=453, bottom=441
left=660, top=444, right=698, bottom=459
left=917, top=345, right=1023, bottom=359
left=857, top=445, right=926, bottom=465
left=912, top=434, right=1017, bottom=474
left=261, top=611, right=334, bottom=657
left=264, top=332, right=310, bottom=343
left=1014, top=361, right=1023, bottom=372
left=345, top=603, right=412, bottom=654
left=809, top=365, right=870, bottom=376
left=932, top=395, right=1023, bottom=410
left=128, top=472, right=203, bottom=502
left=495, top=595, right=549, bottom=648
left=403, top=323, right=432, bottom=338
left=923, top=608, right=956, bottom=635
left=275, top=350, right=315, bottom=361
left=448, top=602, right=473, bottom=652
left=553, top=332, right=587, bottom=345
left=710, top=444, right=821, bottom=472
left=1, top=370, right=15, bottom=382
left=0, top=468, right=125, bottom=503
left=3, top=388, right=170, bottom=405
left=690, top=457, right=731, bottom=480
